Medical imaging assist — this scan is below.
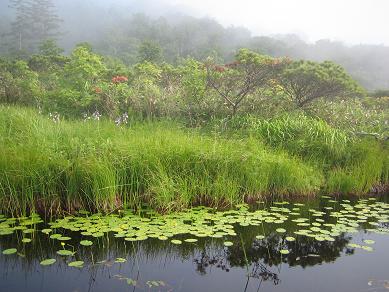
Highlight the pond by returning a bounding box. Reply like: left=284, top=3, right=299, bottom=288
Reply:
left=1, top=195, right=389, bottom=292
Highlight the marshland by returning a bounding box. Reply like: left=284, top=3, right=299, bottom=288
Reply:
left=0, top=0, right=389, bottom=291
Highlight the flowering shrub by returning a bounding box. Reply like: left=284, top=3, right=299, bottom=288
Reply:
left=111, top=76, right=128, bottom=84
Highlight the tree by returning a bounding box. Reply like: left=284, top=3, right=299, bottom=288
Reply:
left=0, top=58, right=40, bottom=105
left=44, top=46, right=107, bottom=115
left=8, top=0, right=31, bottom=51
left=206, top=48, right=288, bottom=116
left=137, top=41, right=163, bottom=63
left=8, top=0, right=62, bottom=52
left=278, top=60, right=365, bottom=108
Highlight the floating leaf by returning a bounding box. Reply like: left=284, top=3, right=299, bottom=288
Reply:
left=2, top=248, right=17, bottom=255
left=68, top=261, right=84, bottom=267
left=184, top=238, right=198, bottom=243
left=223, top=241, right=233, bottom=247
left=280, top=249, right=290, bottom=255
left=56, top=250, right=74, bottom=256
left=40, top=259, right=56, bottom=266
left=126, top=278, right=137, bottom=286
left=115, top=257, right=127, bottom=263
left=80, top=240, right=93, bottom=246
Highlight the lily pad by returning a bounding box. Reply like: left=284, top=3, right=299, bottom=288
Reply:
left=40, top=259, right=56, bottom=266
left=115, top=257, right=127, bottom=263
left=56, top=250, right=74, bottom=256
left=184, top=238, right=198, bottom=243
left=80, top=240, right=93, bottom=246
left=68, top=261, right=84, bottom=268
left=2, top=248, right=17, bottom=255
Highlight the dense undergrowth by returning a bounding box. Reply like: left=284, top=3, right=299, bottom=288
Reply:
left=0, top=106, right=387, bottom=215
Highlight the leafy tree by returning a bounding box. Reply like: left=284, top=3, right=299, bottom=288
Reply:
left=278, top=60, right=365, bottom=108
left=137, top=41, right=163, bottom=63
left=44, top=46, right=107, bottom=115
left=8, top=0, right=31, bottom=51
left=130, top=61, right=162, bottom=117
left=0, top=58, right=40, bottom=105
left=177, top=58, right=210, bottom=123
left=27, top=0, right=62, bottom=48
left=8, top=0, right=62, bottom=52
left=206, top=49, right=288, bottom=116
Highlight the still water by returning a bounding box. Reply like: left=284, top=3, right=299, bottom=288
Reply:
left=1, top=195, right=389, bottom=292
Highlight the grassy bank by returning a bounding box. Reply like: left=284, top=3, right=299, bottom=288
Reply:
left=0, top=106, right=387, bottom=215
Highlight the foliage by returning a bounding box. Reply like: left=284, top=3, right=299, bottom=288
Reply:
left=278, top=60, right=365, bottom=107
left=0, top=106, right=324, bottom=214
left=137, top=40, right=163, bottom=63
left=206, top=49, right=288, bottom=115
left=0, top=58, right=40, bottom=105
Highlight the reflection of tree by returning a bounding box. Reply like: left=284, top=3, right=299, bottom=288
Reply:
left=192, top=232, right=353, bottom=287
left=193, top=249, right=280, bottom=286
left=227, top=232, right=352, bottom=268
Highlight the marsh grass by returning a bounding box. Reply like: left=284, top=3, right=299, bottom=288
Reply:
left=211, top=113, right=389, bottom=195
left=0, top=106, right=387, bottom=215
left=0, top=106, right=322, bottom=215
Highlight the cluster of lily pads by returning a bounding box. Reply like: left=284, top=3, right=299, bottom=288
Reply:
left=1, top=196, right=389, bottom=267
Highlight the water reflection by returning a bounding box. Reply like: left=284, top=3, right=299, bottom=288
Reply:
left=1, top=194, right=389, bottom=292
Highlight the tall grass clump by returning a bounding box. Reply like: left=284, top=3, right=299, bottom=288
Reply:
left=211, top=113, right=389, bottom=195
left=0, top=106, right=322, bottom=215
left=216, top=113, right=352, bottom=165
left=325, top=140, right=388, bottom=194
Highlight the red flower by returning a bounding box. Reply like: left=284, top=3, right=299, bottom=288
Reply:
left=94, top=87, right=102, bottom=94
left=112, top=75, right=128, bottom=84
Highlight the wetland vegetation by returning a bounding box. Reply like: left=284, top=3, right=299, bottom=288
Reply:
left=0, top=1, right=389, bottom=291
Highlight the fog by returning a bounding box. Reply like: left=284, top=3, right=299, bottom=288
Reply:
left=1, top=0, right=389, bottom=90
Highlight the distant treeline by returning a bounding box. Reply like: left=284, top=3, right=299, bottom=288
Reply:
left=0, top=0, right=389, bottom=91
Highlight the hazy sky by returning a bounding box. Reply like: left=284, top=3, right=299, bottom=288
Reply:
left=169, top=0, right=389, bottom=45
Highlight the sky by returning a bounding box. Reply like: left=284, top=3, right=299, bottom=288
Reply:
left=168, top=0, right=389, bottom=45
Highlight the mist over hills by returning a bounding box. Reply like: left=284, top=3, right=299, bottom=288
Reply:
left=0, top=0, right=388, bottom=90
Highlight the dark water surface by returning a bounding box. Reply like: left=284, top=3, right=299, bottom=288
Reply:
left=1, top=195, right=389, bottom=292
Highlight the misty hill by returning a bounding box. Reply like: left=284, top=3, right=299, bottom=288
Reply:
left=0, top=0, right=388, bottom=90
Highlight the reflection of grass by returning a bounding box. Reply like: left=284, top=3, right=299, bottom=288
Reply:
left=0, top=106, right=321, bottom=215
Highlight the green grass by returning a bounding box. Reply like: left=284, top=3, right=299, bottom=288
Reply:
left=0, top=106, right=323, bottom=215
left=0, top=106, right=387, bottom=215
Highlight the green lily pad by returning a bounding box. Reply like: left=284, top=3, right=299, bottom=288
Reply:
left=171, top=239, right=182, bottom=245
left=56, top=250, right=74, bottom=256
left=280, top=249, right=290, bottom=255
left=68, top=261, right=84, bottom=267
left=184, top=238, right=198, bottom=243
left=276, top=228, right=286, bottom=233
left=80, top=240, right=93, bottom=246
left=285, top=236, right=296, bottom=242
left=2, top=248, right=17, bottom=255
left=41, top=229, right=52, bottom=234
left=223, top=241, right=233, bottom=247
left=115, top=257, right=127, bottom=263
left=40, top=259, right=56, bottom=266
